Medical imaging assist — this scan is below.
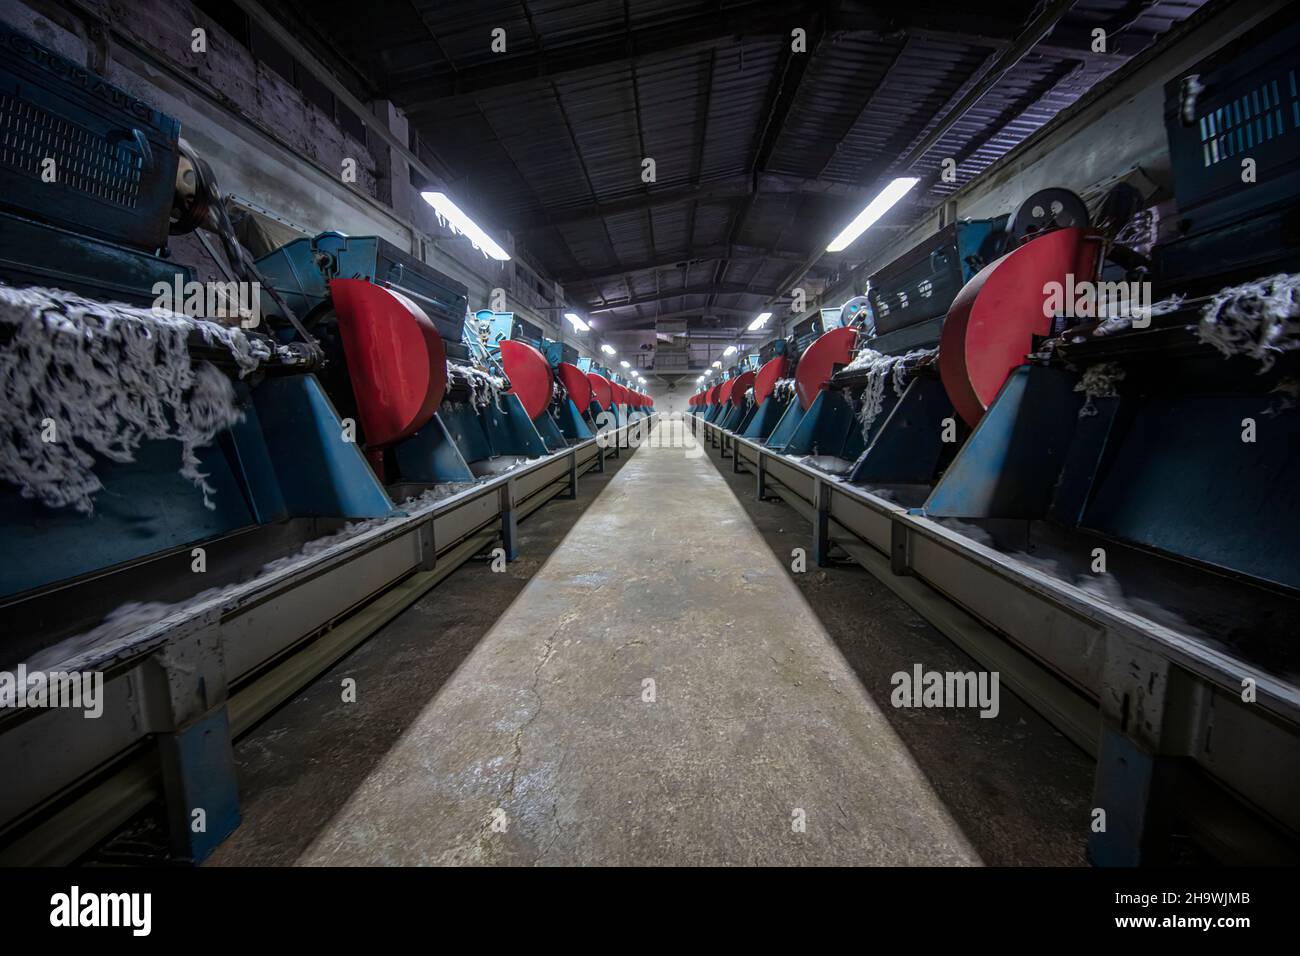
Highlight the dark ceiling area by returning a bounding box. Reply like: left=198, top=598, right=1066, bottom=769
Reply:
left=276, top=0, right=1206, bottom=332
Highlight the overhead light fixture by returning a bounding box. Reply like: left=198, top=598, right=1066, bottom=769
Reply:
left=723, top=345, right=738, bottom=356
left=825, top=177, right=919, bottom=253
left=711, top=360, right=722, bottom=368
left=564, top=312, right=590, bottom=332
left=420, top=191, right=511, bottom=260
left=748, top=312, right=772, bottom=332
left=620, top=360, right=630, bottom=368
left=600, top=344, right=616, bottom=355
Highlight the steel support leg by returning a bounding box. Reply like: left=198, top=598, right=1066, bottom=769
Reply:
left=561, top=449, right=578, bottom=499
left=145, top=630, right=241, bottom=863
left=890, top=520, right=910, bottom=576
left=1089, top=637, right=1179, bottom=866
left=756, top=453, right=768, bottom=500
left=813, top=478, right=832, bottom=567
left=418, top=516, right=437, bottom=571
left=500, top=480, right=518, bottom=561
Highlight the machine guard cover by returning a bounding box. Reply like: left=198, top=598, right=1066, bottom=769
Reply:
left=940, top=226, right=1100, bottom=426
left=794, top=327, right=856, bottom=410
left=329, top=278, right=446, bottom=447
left=499, top=339, right=554, bottom=420
left=558, top=361, right=595, bottom=412
left=587, top=372, right=614, bottom=409
left=754, top=355, right=789, bottom=406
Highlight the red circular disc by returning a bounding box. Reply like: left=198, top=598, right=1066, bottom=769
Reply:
left=940, top=227, right=1100, bottom=426
left=499, top=339, right=554, bottom=420
left=718, top=377, right=737, bottom=405
left=328, top=279, right=446, bottom=447
left=611, top=382, right=630, bottom=407
left=729, top=370, right=755, bottom=404
left=557, top=361, right=594, bottom=411
left=795, top=327, right=857, bottom=410
left=706, top=385, right=718, bottom=405
left=753, top=355, right=789, bottom=406
left=588, top=372, right=613, bottom=408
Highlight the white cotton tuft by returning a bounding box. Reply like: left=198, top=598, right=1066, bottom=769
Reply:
left=844, top=346, right=937, bottom=441
left=1074, top=362, right=1125, bottom=418
left=0, top=284, right=264, bottom=514
left=1197, top=273, right=1300, bottom=371
left=447, top=360, right=507, bottom=409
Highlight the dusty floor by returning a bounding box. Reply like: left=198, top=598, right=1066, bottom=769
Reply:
left=201, top=417, right=1091, bottom=866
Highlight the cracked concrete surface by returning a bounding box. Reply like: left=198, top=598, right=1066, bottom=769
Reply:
left=288, top=418, right=984, bottom=865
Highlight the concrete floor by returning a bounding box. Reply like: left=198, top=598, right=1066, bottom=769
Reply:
left=206, top=417, right=1092, bottom=866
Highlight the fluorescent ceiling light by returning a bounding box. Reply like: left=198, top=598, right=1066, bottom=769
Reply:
left=564, top=312, right=590, bottom=332
left=420, top=191, right=511, bottom=260
left=711, top=360, right=722, bottom=368
left=620, top=360, right=630, bottom=368
left=723, top=345, right=738, bottom=356
left=825, top=177, right=919, bottom=253
left=748, top=312, right=772, bottom=331
left=600, top=344, right=616, bottom=355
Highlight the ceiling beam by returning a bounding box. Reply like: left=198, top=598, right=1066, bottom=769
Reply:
left=385, top=1, right=795, bottom=102
left=555, top=245, right=808, bottom=286
left=761, top=0, right=1079, bottom=310
left=589, top=283, right=773, bottom=313
left=593, top=306, right=756, bottom=329
left=714, top=1, right=831, bottom=302
left=518, top=172, right=879, bottom=234
left=896, top=0, right=1079, bottom=170
left=381, top=2, right=1086, bottom=106
left=517, top=176, right=753, bottom=232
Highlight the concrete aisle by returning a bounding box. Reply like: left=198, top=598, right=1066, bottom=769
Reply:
left=294, top=418, right=982, bottom=865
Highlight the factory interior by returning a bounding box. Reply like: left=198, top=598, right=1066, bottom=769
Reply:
left=0, top=0, right=1298, bottom=891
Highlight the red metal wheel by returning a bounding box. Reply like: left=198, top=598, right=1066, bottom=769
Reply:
left=499, top=339, right=554, bottom=420
left=940, top=227, right=1101, bottom=426
left=794, top=327, right=856, bottom=410
left=328, top=278, right=445, bottom=447
left=753, top=355, right=789, bottom=406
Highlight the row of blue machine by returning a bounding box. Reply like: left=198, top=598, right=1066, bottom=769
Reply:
left=686, top=8, right=1300, bottom=864
left=690, top=4, right=1300, bottom=600
left=0, top=20, right=652, bottom=664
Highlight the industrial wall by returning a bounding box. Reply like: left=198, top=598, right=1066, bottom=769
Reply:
left=0, top=0, right=594, bottom=355
left=643, top=381, right=689, bottom=416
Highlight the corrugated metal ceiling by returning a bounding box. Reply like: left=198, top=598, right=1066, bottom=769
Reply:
left=284, top=0, right=1212, bottom=331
